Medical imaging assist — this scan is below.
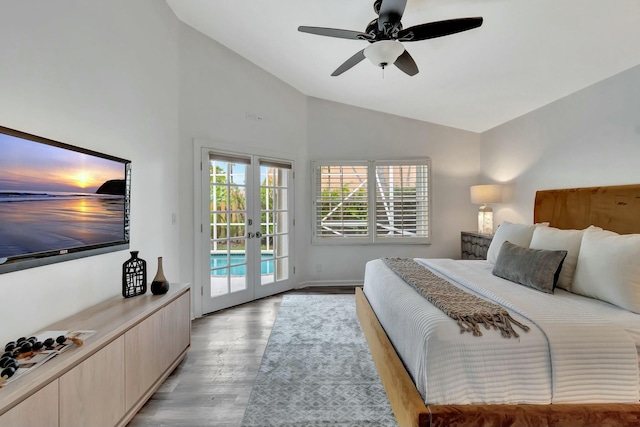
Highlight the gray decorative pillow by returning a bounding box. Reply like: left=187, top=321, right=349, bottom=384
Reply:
left=492, top=241, right=568, bottom=293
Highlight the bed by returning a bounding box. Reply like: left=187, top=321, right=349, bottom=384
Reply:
left=357, top=184, right=640, bottom=427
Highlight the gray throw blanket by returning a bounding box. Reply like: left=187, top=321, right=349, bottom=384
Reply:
left=383, top=258, right=529, bottom=338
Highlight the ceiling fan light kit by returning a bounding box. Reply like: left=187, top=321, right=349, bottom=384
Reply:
left=364, top=40, right=405, bottom=68
left=298, top=0, right=483, bottom=77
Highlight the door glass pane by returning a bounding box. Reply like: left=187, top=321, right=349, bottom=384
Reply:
left=211, top=253, right=228, bottom=269
left=276, top=212, right=288, bottom=234
left=229, top=224, right=245, bottom=239
left=210, top=240, right=229, bottom=252
left=275, top=189, right=287, bottom=209
left=276, top=257, right=289, bottom=281
left=261, top=259, right=275, bottom=285
left=261, top=187, right=272, bottom=211
left=260, top=236, right=269, bottom=251
left=210, top=268, right=229, bottom=296
left=260, top=212, right=273, bottom=235
left=229, top=250, right=245, bottom=267
left=275, top=235, right=289, bottom=257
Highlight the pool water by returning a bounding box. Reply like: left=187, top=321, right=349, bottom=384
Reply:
left=210, top=253, right=274, bottom=276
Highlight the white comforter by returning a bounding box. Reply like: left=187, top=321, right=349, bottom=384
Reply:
left=363, top=258, right=640, bottom=405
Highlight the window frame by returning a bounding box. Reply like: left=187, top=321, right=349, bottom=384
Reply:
left=311, top=159, right=432, bottom=245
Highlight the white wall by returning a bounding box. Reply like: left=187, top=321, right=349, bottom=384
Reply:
left=0, top=1, right=478, bottom=338
left=480, top=64, right=640, bottom=225
left=0, top=0, right=180, bottom=345
left=176, top=24, right=308, bottom=306
left=306, top=97, right=480, bottom=283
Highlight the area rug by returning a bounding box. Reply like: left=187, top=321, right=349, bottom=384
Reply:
left=241, top=294, right=397, bottom=427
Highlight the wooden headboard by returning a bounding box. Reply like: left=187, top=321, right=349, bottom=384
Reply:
left=534, top=184, right=640, bottom=234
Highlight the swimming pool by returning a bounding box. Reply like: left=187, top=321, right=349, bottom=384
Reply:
left=210, top=253, right=274, bottom=276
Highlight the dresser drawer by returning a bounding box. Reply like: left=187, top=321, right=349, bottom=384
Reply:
left=461, top=231, right=493, bottom=260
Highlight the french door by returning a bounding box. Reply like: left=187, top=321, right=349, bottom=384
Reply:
left=198, top=148, right=294, bottom=314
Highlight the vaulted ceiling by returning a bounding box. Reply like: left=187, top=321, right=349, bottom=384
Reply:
left=166, top=0, right=640, bottom=133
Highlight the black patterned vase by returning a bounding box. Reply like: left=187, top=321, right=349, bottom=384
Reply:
left=122, top=251, right=147, bottom=298
left=150, top=256, right=170, bottom=295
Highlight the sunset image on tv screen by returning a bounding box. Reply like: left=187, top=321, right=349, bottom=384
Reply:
left=0, top=132, right=128, bottom=261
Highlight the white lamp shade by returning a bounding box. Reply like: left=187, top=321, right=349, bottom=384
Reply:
left=470, top=185, right=502, bottom=205
left=364, top=40, right=405, bottom=67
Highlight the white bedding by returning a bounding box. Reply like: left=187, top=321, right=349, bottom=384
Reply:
left=363, top=258, right=640, bottom=405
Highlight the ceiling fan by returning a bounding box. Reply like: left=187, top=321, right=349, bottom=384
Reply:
left=298, top=0, right=483, bottom=76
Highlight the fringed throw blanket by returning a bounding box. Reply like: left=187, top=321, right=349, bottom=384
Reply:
left=383, top=258, right=529, bottom=338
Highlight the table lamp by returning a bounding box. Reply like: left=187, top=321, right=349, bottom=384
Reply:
left=470, top=185, right=502, bottom=234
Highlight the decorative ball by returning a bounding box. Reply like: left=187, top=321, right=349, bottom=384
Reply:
left=1, top=366, right=16, bottom=379
left=0, top=357, right=13, bottom=368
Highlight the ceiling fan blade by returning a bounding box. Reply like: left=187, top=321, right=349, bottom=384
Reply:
left=399, top=17, right=483, bottom=42
left=331, top=49, right=366, bottom=76
left=394, top=50, right=418, bottom=76
left=298, top=26, right=366, bottom=40
left=378, top=0, right=407, bottom=31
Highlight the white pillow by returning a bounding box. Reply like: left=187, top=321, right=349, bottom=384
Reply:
left=486, top=221, right=538, bottom=264
left=529, top=226, right=585, bottom=291
left=572, top=227, right=640, bottom=313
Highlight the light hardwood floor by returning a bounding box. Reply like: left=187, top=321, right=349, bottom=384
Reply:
left=127, top=286, right=356, bottom=427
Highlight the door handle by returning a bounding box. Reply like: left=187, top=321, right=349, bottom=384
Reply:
left=255, top=231, right=263, bottom=238
left=247, top=232, right=255, bottom=239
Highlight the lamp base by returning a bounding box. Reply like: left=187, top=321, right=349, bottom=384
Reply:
left=478, top=205, right=494, bottom=234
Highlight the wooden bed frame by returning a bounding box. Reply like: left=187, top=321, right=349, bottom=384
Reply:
left=356, top=184, right=640, bottom=427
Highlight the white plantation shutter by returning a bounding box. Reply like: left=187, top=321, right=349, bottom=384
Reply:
left=314, top=163, right=369, bottom=240
left=312, top=159, right=430, bottom=244
left=375, top=161, right=429, bottom=240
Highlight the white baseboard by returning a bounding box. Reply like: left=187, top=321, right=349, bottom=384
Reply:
left=296, top=280, right=363, bottom=289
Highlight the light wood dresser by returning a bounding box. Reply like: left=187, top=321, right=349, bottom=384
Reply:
left=0, top=284, right=191, bottom=427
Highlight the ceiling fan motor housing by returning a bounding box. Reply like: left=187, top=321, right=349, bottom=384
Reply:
left=366, top=19, right=402, bottom=41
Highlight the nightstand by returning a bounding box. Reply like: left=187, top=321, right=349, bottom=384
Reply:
left=461, top=231, right=493, bottom=260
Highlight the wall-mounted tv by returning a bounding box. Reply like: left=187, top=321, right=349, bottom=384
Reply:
left=0, top=125, right=131, bottom=274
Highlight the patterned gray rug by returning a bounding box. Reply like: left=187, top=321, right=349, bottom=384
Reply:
left=241, top=294, right=397, bottom=427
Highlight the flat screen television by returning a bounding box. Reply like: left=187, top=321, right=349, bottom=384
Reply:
left=0, top=125, right=131, bottom=274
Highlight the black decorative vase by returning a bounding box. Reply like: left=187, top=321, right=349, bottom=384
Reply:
left=122, top=251, right=147, bottom=298
left=150, top=256, right=170, bottom=295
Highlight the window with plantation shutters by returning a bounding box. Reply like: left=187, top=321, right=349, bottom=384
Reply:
left=314, top=163, right=369, bottom=241
left=375, top=162, right=429, bottom=241
left=312, top=159, right=431, bottom=244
